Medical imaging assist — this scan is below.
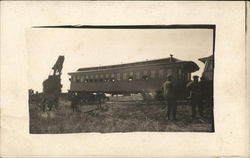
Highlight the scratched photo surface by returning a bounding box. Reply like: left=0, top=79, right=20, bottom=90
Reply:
left=27, top=27, right=214, bottom=133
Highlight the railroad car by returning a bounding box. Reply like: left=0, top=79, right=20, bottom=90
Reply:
left=68, top=55, right=199, bottom=101
left=199, top=55, right=213, bottom=81
left=199, top=55, right=214, bottom=101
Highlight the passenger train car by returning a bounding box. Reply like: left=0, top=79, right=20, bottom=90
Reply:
left=68, top=55, right=199, bottom=100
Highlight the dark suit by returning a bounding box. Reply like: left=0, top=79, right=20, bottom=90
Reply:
left=188, top=81, right=203, bottom=118
left=162, top=80, right=177, bottom=120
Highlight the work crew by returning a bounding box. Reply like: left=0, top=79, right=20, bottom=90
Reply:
left=162, top=75, right=177, bottom=121
left=187, top=75, right=203, bottom=119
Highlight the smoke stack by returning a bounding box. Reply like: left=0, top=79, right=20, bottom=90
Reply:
left=170, top=54, right=173, bottom=62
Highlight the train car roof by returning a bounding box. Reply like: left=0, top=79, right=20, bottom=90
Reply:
left=77, top=57, right=181, bottom=71
left=198, top=55, right=213, bottom=63
left=68, top=57, right=199, bottom=74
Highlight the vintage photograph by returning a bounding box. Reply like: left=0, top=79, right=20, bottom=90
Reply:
left=1, top=1, right=248, bottom=157
left=27, top=25, right=214, bottom=134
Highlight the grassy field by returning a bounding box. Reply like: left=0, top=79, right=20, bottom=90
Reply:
left=29, top=98, right=214, bottom=134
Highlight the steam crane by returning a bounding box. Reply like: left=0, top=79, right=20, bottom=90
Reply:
left=42, top=56, right=65, bottom=110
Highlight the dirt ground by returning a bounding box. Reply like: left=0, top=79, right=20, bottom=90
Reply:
left=29, top=99, right=214, bottom=134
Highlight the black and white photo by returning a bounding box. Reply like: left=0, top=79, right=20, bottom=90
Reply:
left=27, top=25, right=215, bottom=133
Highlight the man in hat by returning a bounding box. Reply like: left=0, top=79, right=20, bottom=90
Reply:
left=162, top=75, right=177, bottom=121
left=187, top=75, right=203, bottom=119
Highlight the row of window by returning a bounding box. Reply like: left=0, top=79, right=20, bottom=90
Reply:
left=71, top=69, right=180, bottom=83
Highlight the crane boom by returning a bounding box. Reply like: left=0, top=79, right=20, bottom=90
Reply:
left=52, top=56, right=65, bottom=75
left=41, top=56, right=65, bottom=110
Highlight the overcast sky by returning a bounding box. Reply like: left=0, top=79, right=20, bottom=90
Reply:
left=26, top=28, right=213, bottom=92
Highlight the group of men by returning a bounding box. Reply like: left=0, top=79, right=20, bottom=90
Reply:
left=162, top=75, right=205, bottom=121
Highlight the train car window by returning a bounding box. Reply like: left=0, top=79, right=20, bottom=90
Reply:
left=95, top=74, right=99, bottom=79
left=142, top=70, right=149, bottom=80
left=110, top=75, right=115, bottom=82
left=123, top=72, right=127, bottom=80
left=178, top=69, right=182, bottom=75
left=136, top=72, right=140, bottom=80
left=159, top=69, right=164, bottom=79
left=100, top=74, right=104, bottom=78
left=72, top=76, right=76, bottom=82
left=80, top=76, right=84, bottom=82
left=178, top=69, right=182, bottom=78
left=150, top=70, right=155, bottom=79
left=104, top=74, right=109, bottom=82
left=90, top=75, right=94, bottom=79
left=86, top=75, right=89, bottom=79
left=129, top=72, right=133, bottom=76
left=117, top=73, right=121, bottom=81
left=128, top=72, right=134, bottom=81
left=76, top=76, right=80, bottom=82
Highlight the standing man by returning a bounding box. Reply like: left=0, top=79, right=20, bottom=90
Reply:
left=187, top=75, right=203, bottom=119
left=162, top=75, right=177, bottom=121
left=199, top=76, right=207, bottom=115
left=70, top=92, right=79, bottom=112
left=96, top=93, right=105, bottom=111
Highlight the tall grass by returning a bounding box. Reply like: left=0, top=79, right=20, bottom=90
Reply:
left=29, top=99, right=213, bottom=133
